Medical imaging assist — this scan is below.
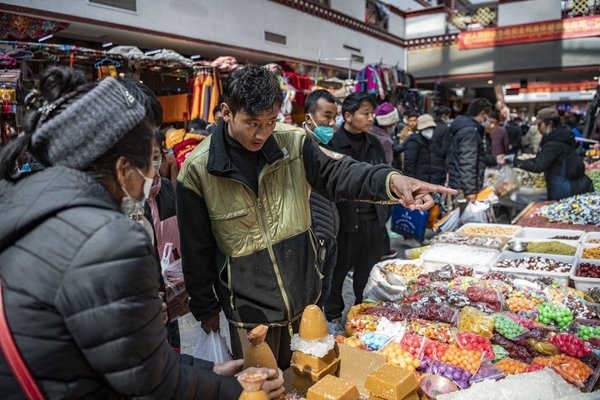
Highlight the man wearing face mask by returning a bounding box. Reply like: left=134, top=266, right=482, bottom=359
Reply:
left=448, top=98, right=504, bottom=202
left=403, top=114, right=446, bottom=185
left=302, top=90, right=339, bottom=311
left=504, top=108, right=594, bottom=200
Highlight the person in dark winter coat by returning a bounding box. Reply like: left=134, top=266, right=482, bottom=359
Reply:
left=403, top=114, right=446, bottom=185
left=433, top=106, right=452, bottom=164
left=505, top=118, right=522, bottom=156
left=448, top=98, right=504, bottom=201
left=488, top=118, right=511, bottom=157
left=0, top=67, right=283, bottom=400
left=506, top=108, right=594, bottom=200
left=371, top=102, right=398, bottom=165
left=302, top=90, right=340, bottom=309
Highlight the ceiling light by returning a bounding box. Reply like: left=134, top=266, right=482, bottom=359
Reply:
left=487, top=80, right=494, bottom=84
left=102, top=42, right=113, bottom=48
left=190, top=55, right=201, bottom=60
left=38, top=34, right=53, bottom=42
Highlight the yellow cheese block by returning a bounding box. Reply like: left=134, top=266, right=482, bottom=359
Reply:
left=299, top=305, right=329, bottom=340
left=365, top=364, right=418, bottom=400
left=291, top=349, right=337, bottom=372
left=369, top=389, right=419, bottom=400
left=292, top=358, right=340, bottom=382
left=307, top=374, right=360, bottom=400
left=291, top=374, right=316, bottom=395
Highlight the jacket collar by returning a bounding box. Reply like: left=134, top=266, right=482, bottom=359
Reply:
left=207, top=118, right=285, bottom=176
left=335, top=125, right=379, bottom=149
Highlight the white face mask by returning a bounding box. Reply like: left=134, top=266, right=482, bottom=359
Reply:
left=421, top=128, right=434, bottom=140
left=120, top=167, right=153, bottom=216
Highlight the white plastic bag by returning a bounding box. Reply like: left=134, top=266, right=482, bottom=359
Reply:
left=363, top=260, right=409, bottom=302
left=191, top=330, right=233, bottom=365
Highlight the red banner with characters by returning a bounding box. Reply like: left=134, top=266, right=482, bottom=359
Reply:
left=458, top=15, right=600, bottom=50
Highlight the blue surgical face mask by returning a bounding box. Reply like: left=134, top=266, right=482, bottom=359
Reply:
left=335, top=114, right=344, bottom=127
left=309, top=114, right=334, bottom=144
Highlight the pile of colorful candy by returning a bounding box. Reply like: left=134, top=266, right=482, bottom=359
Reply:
left=494, top=314, right=526, bottom=339
left=455, top=332, right=495, bottom=359
left=538, top=193, right=600, bottom=225
left=537, top=303, right=574, bottom=329
left=548, top=334, right=591, bottom=358
left=379, top=342, right=421, bottom=370
left=533, top=355, right=593, bottom=387
left=494, top=357, right=529, bottom=374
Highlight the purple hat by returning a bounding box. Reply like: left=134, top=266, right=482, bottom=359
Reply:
left=374, top=102, right=400, bottom=126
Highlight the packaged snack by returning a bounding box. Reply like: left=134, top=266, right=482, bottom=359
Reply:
left=454, top=331, right=495, bottom=359
left=426, top=359, right=472, bottom=389
left=345, top=314, right=379, bottom=336
left=422, top=338, right=450, bottom=361
left=407, top=320, right=456, bottom=345
left=379, top=342, right=421, bottom=370
left=470, top=361, right=506, bottom=384
left=494, top=357, right=529, bottom=374
left=527, top=338, right=560, bottom=356
left=334, top=335, right=362, bottom=349
left=532, top=354, right=593, bottom=387
left=413, top=303, right=459, bottom=325
left=458, top=306, right=496, bottom=338
left=364, top=302, right=415, bottom=322
left=464, top=286, right=503, bottom=312
left=548, top=334, right=592, bottom=358
left=491, top=334, right=534, bottom=362
left=440, top=345, right=483, bottom=375
left=524, top=363, right=546, bottom=373
left=494, top=314, right=527, bottom=339
left=537, top=303, right=574, bottom=330
left=399, top=334, right=425, bottom=359
left=359, top=332, right=392, bottom=351
left=492, top=345, right=509, bottom=362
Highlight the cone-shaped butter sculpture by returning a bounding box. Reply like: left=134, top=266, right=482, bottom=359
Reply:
left=238, top=371, right=270, bottom=400
left=299, top=305, right=329, bottom=341
left=243, top=325, right=278, bottom=376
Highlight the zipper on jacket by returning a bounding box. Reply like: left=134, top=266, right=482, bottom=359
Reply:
left=308, top=229, right=324, bottom=279
left=226, top=257, right=235, bottom=310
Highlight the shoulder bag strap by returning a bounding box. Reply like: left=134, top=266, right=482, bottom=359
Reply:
left=0, top=280, right=45, bottom=400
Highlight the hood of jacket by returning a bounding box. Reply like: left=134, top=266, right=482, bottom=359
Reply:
left=0, top=166, right=118, bottom=252
left=541, top=124, right=576, bottom=147
left=450, top=115, right=482, bottom=136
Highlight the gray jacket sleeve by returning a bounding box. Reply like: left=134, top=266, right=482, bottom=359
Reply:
left=55, top=218, right=241, bottom=400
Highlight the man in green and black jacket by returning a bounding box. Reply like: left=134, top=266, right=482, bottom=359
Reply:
left=176, top=65, right=455, bottom=369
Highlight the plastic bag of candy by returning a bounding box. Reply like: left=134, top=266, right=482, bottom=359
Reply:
left=359, top=331, right=392, bottom=351
left=464, top=286, right=503, bottom=312
left=423, top=264, right=474, bottom=282
left=345, top=314, right=379, bottom=336
left=454, top=331, right=495, bottom=359
left=363, top=302, right=415, bottom=322
left=407, top=319, right=456, bottom=345
left=379, top=341, right=421, bottom=370
left=458, top=306, right=496, bottom=338
left=533, top=354, right=593, bottom=388
left=494, top=357, right=529, bottom=375
left=426, top=359, right=473, bottom=389
left=413, top=303, right=459, bottom=325
left=421, top=337, right=450, bottom=361
left=548, top=334, right=592, bottom=358
left=440, top=345, right=483, bottom=375
left=399, top=333, right=425, bottom=359
left=492, top=345, right=509, bottom=362
left=469, top=361, right=506, bottom=384
left=494, top=314, right=530, bottom=340
left=491, top=334, right=534, bottom=363
left=562, top=295, right=598, bottom=320
left=537, top=302, right=574, bottom=330
left=527, top=338, right=561, bottom=356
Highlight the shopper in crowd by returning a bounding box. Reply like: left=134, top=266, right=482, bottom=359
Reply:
left=0, top=66, right=286, bottom=399
left=155, top=127, right=180, bottom=183
left=207, top=105, right=223, bottom=135
left=398, top=109, right=418, bottom=145
left=504, top=108, right=594, bottom=200
left=489, top=117, right=511, bottom=157
left=371, top=102, right=400, bottom=260
left=327, top=92, right=392, bottom=331
left=371, top=102, right=398, bottom=165
left=433, top=105, right=452, bottom=164
left=188, top=117, right=209, bottom=134
left=505, top=117, right=523, bottom=155
left=302, top=89, right=340, bottom=310
left=403, top=114, right=446, bottom=186
left=176, top=66, right=455, bottom=368
left=522, top=121, right=542, bottom=154
left=448, top=98, right=504, bottom=202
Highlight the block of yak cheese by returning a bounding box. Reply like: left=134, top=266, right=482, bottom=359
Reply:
left=365, top=364, right=418, bottom=400
left=291, top=374, right=316, bottom=395
left=368, top=390, right=418, bottom=400
left=292, top=358, right=340, bottom=382
left=306, top=375, right=360, bottom=400
left=291, top=349, right=337, bottom=372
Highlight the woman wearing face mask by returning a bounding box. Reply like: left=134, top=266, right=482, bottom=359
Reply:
left=402, top=114, right=446, bottom=185
left=505, top=108, right=594, bottom=201
left=0, top=67, right=282, bottom=399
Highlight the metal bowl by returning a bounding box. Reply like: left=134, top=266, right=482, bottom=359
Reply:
left=420, top=374, right=459, bottom=399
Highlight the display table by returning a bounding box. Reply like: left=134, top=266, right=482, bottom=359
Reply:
left=512, top=201, right=600, bottom=232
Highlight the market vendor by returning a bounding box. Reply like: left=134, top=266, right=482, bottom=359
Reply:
left=504, top=108, right=594, bottom=200
left=176, top=65, right=456, bottom=370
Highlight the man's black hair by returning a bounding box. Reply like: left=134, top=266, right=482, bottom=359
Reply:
left=342, top=92, right=376, bottom=118
left=434, top=106, right=451, bottom=118
left=466, top=98, right=492, bottom=117
left=188, top=118, right=208, bottom=132
left=304, top=89, right=337, bottom=114
left=117, top=77, right=163, bottom=126
left=223, top=65, right=283, bottom=117
left=212, top=105, right=222, bottom=118
left=405, top=109, right=419, bottom=119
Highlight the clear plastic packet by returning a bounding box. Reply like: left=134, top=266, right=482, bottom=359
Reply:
left=524, top=363, right=546, bottom=373
left=375, top=317, right=406, bottom=339
left=562, top=295, right=599, bottom=320
left=533, top=354, right=594, bottom=388
left=408, top=319, right=456, bottom=345
left=494, top=357, right=529, bottom=375
left=566, top=319, right=600, bottom=342
left=494, top=165, right=520, bottom=197
left=421, top=337, right=450, bottom=361
left=492, top=345, right=509, bottom=362
left=548, top=333, right=592, bottom=358
left=527, top=338, right=561, bottom=356
left=364, top=302, right=416, bottom=321
left=345, top=314, right=379, bottom=336
left=413, top=303, right=460, bottom=325
left=378, top=341, right=421, bottom=370
left=494, top=314, right=530, bottom=340
left=454, top=331, right=495, bottom=359
left=464, top=286, right=503, bottom=312
left=426, top=359, right=472, bottom=389
left=537, top=303, right=574, bottom=330
left=490, top=334, right=533, bottom=363
left=458, top=306, right=496, bottom=339
left=469, top=360, right=506, bottom=384
left=399, top=333, right=425, bottom=359
left=359, top=331, right=392, bottom=351
left=440, top=345, right=484, bottom=375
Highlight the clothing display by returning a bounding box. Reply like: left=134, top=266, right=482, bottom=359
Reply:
left=190, top=68, right=222, bottom=123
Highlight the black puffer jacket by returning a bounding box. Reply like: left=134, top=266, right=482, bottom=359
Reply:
left=402, top=132, right=446, bottom=185
left=447, top=116, right=497, bottom=196
left=0, top=167, right=240, bottom=399
left=310, top=190, right=339, bottom=241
